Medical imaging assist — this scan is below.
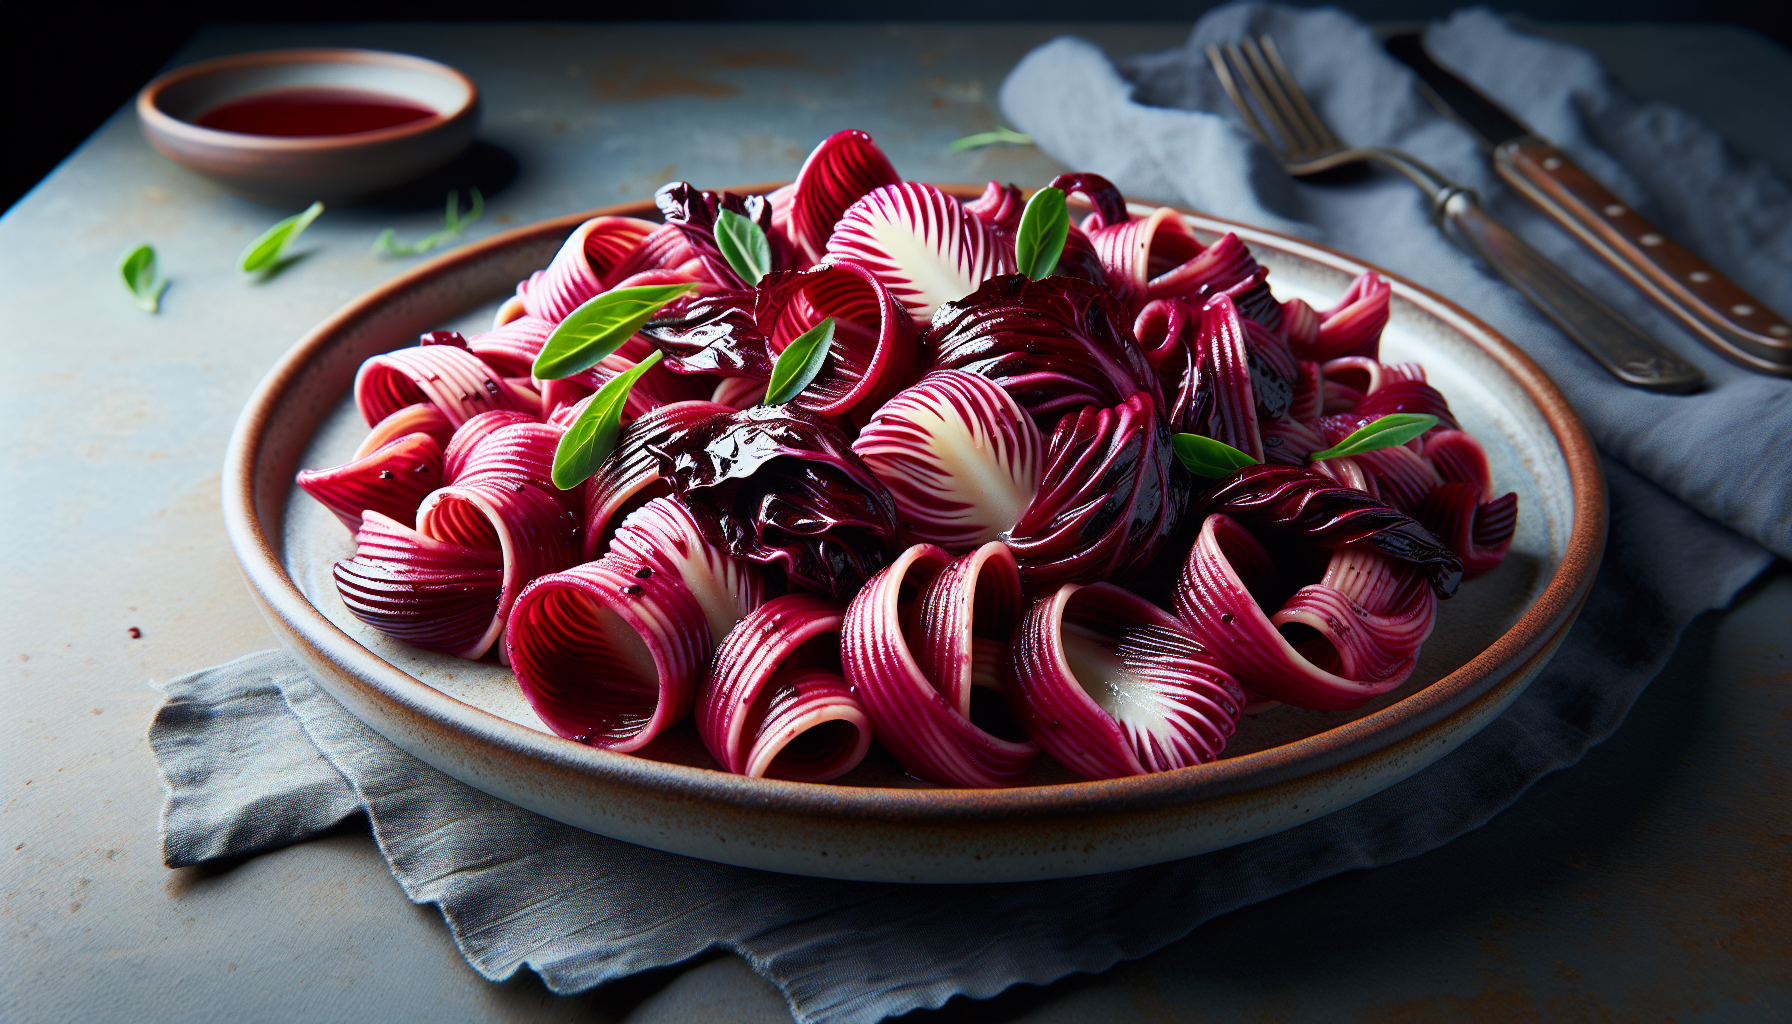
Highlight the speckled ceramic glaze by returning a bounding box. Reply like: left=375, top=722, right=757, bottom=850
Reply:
left=223, top=187, right=1605, bottom=883
left=138, top=48, right=479, bottom=206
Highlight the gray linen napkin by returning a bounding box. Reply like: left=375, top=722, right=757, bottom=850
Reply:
left=151, top=9, right=1782, bottom=1023
left=1002, top=4, right=1792, bottom=560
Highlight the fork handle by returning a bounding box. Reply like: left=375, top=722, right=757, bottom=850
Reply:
left=1437, top=189, right=1704, bottom=393
left=1495, top=137, right=1792, bottom=376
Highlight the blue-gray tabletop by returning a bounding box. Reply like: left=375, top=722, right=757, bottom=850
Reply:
left=3, top=20, right=1787, bottom=1023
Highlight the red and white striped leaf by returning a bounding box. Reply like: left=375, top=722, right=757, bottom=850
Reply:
left=1010, top=582, right=1243, bottom=779
left=824, top=182, right=1016, bottom=324
left=852, top=371, right=1042, bottom=552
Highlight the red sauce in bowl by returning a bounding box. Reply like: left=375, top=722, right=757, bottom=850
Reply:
left=195, top=87, right=436, bottom=137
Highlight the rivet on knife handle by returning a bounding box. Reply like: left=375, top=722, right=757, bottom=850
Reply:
left=1496, top=136, right=1792, bottom=376
left=1438, top=189, right=1704, bottom=393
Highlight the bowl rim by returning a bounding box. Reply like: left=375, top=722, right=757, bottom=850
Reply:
left=223, top=184, right=1606, bottom=824
left=136, top=47, right=477, bottom=151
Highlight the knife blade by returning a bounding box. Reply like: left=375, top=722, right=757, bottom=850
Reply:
left=1385, top=32, right=1792, bottom=377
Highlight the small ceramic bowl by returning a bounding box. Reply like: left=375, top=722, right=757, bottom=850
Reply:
left=138, top=48, right=480, bottom=207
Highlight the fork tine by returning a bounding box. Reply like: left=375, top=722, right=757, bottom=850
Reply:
left=1238, top=37, right=1323, bottom=156
left=1257, top=36, right=1341, bottom=152
left=1204, top=44, right=1278, bottom=151
left=1220, top=41, right=1301, bottom=157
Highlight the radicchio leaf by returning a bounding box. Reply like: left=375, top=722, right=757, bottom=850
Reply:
left=924, top=273, right=1160, bottom=427
left=1195, top=463, right=1463, bottom=597
left=699, top=593, right=871, bottom=781
left=1009, top=582, right=1243, bottom=778
left=842, top=542, right=1038, bottom=787
left=516, top=216, right=659, bottom=324
left=1045, top=172, right=1128, bottom=229
left=1175, top=514, right=1437, bottom=710
left=824, top=181, right=1015, bottom=324
left=583, top=400, right=733, bottom=561
left=784, top=129, right=903, bottom=263
left=506, top=553, right=709, bottom=751
left=1003, top=391, right=1187, bottom=591
left=1176, top=295, right=1264, bottom=459
left=649, top=405, right=901, bottom=600
left=1290, top=271, right=1391, bottom=361
left=656, top=183, right=798, bottom=290
left=851, top=370, right=1043, bottom=552
left=642, top=261, right=917, bottom=420
left=964, top=180, right=1024, bottom=233
left=355, top=345, right=538, bottom=428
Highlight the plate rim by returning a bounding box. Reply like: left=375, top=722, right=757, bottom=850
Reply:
left=222, top=184, right=1606, bottom=825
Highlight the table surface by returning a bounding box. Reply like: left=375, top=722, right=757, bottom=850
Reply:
left=3, top=19, right=1788, bottom=1024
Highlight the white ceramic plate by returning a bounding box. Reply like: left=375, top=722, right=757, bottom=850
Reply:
left=225, top=189, right=1605, bottom=883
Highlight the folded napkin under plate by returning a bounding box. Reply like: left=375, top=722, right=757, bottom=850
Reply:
left=152, top=6, right=1784, bottom=1022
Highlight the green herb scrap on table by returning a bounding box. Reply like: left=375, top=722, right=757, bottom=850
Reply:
left=949, top=126, right=1034, bottom=152
left=375, top=189, right=484, bottom=257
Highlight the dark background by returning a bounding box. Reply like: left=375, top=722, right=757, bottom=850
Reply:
left=4, top=0, right=1788, bottom=213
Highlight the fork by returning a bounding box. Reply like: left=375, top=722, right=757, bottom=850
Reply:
left=1207, top=36, right=1703, bottom=394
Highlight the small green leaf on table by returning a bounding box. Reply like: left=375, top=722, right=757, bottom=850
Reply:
left=119, top=244, right=167, bottom=312
left=241, top=201, right=324, bottom=273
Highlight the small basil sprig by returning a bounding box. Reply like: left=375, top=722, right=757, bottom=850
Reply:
left=764, top=317, right=835, bottom=405
left=241, top=201, right=324, bottom=273
left=1172, top=432, right=1260, bottom=478
left=374, top=188, right=484, bottom=258
left=1307, top=413, right=1439, bottom=462
left=551, top=350, right=664, bottom=490
left=948, top=126, right=1033, bottom=152
left=118, top=244, right=167, bottom=313
left=714, top=208, right=771, bottom=286
left=1014, top=186, right=1069, bottom=281
left=532, top=282, right=697, bottom=380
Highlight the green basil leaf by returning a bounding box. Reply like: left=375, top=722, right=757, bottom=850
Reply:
left=551, top=350, right=664, bottom=490
left=118, top=243, right=166, bottom=313
left=714, top=208, right=771, bottom=286
left=764, top=317, right=835, bottom=406
left=241, top=201, right=324, bottom=273
left=1014, top=186, right=1069, bottom=281
left=1172, top=432, right=1260, bottom=478
left=948, top=126, right=1034, bottom=152
left=532, top=282, right=696, bottom=380
left=1308, top=413, right=1440, bottom=462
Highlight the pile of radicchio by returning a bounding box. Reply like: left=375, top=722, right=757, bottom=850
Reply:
left=297, top=129, right=1518, bottom=788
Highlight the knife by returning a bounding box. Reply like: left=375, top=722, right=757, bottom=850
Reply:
left=1385, top=32, right=1792, bottom=378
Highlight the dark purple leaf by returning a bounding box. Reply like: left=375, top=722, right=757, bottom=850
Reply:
left=649, top=405, right=901, bottom=601
left=1195, top=463, right=1463, bottom=597
left=1003, top=391, right=1188, bottom=591
left=924, top=274, right=1160, bottom=428
left=655, top=183, right=801, bottom=291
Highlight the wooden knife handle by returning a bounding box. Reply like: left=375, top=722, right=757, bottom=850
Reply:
left=1495, top=136, right=1792, bottom=376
